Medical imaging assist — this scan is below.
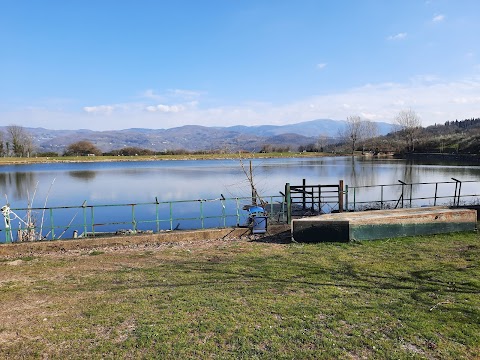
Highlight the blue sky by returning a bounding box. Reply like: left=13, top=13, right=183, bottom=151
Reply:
left=1, top=0, right=480, bottom=130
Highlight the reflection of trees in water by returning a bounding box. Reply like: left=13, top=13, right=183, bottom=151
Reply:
left=402, top=160, right=417, bottom=184
left=348, top=157, right=378, bottom=187
left=0, top=172, right=38, bottom=202
left=398, top=161, right=416, bottom=202
left=68, top=170, right=97, bottom=181
left=400, top=160, right=480, bottom=206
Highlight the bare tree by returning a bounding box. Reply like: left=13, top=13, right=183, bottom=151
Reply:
left=239, top=159, right=266, bottom=207
left=362, top=120, right=379, bottom=152
left=340, top=115, right=367, bottom=154
left=0, top=130, right=5, bottom=157
left=6, top=125, right=34, bottom=157
left=394, top=109, right=421, bottom=152
left=316, top=134, right=329, bottom=152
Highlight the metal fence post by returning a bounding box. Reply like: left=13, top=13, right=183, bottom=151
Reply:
left=317, top=185, right=321, bottom=213
left=221, top=194, right=226, bottom=228
left=398, top=180, right=406, bottom=208
left=338, top=180, right=344, bottom=212
left=155, top=197, right=160, bottom=233
left=91, top=207, right=95, bottom=237
left=345, top=185, right=349, bottom=212
left=235, top=198, right=240, bottom=226
left=286, top=183, right=292, bottom=225
left=50, top=208, right=55, bottom=240
left=380, top=185, right=384, bottom=209
left=452, top=177, right=462, bottom=206
left=302, top=178, right=306, bottom=210
left=131, top=204, right=137, bottom=233
left=409, top=183, right=413, bottom=208
left=82, top=202, right=87, bottom=237
left=353, top=187, right=356, bottom=212
left=169, top=202, right=173, bottom=230
left=3, top=207, right=12, bottom=243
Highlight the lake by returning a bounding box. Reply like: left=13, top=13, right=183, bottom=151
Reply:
left=1, top=156, right=479, bottom=241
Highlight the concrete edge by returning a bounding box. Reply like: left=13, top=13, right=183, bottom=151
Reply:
left=0, top=225, right=291, bottom=257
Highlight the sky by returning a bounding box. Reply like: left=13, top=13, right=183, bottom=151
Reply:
left=1, top=0, right=480, bottom=131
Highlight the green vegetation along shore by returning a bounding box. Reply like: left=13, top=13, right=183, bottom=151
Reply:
left=0, top=152, right=334, bottom=165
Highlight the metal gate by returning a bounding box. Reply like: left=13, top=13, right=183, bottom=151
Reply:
left=285, top=179, right=344, bottom=223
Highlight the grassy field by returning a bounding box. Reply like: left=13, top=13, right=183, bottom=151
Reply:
left=0, top=231, right=479, bottom=359
left=0, top=152, right=332, bottom=165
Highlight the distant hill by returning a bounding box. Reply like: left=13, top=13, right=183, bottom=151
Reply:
left=224, top=119, right=393, bottom=137
left=2, top=119, right=394, bottom=154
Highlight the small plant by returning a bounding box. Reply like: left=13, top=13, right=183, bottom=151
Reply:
left=2, top=178, right=58, bottom=242
left=88, top=250, right=104, bottom=256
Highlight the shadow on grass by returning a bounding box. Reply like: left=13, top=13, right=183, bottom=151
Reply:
left=93, top=252, right=480, bottom=301
left=250, top=230, right=292, bottom=244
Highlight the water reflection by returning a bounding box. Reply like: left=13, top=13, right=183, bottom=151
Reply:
left=68, top=170, right=97, bottom=181
left=0, top=157, right=478, bottom=207
left=0, top=172, right=38, bottom=202
left=348, top=157, right=380, bottom=187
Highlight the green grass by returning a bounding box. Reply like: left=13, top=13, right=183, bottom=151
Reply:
left=88, top=250, right=105, bottom=256
left=0, top=232, right=479, bottom=359
left=0, top=152, right=331, bottom=165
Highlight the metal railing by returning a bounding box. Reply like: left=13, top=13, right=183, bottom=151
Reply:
left=1, top=194, right=287, bottom=243
left=287, top=179, right=344, bottom=214
left=284, top=180, right=344, bottom=224
left=3, top=178, right=478, bottom=244
left=345, top=178, right=480, bottom=212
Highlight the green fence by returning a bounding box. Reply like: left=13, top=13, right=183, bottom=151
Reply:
left=1, top=194, right=287, bottom=243
left=4, top=178, right=478, bottom=244
left=345, top=179, right=480, bottom=211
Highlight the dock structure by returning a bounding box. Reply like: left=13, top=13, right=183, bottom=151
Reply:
left=291, top=206, right=477, bottom=243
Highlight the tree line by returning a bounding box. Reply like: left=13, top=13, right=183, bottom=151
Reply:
left=444, top=118, right=480, bottom=129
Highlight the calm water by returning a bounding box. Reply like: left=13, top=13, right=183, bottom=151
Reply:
left=1, top=157, right=479, bottom=239
left=2, top=157, right=479, bottom=206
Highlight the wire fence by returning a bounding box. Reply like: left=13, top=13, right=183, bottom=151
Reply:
left=1, top=194, right=287, bottom=243
left=2, top=178, right=479, bottom=243
left=345, top=179, right=480, bottom=212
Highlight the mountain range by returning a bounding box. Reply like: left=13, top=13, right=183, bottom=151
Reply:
left=8, top=119, right=394, bottom=154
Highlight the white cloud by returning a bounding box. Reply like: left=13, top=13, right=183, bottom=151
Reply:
left=83, top=103, right=145, bottom=115
left=316, top=63, right=327, bottom=70
left=83, top=105, right=115, bottom=115
left=141, top=88, right=203, bottom=102
left=146, top=104, right=186, bottom=113
left=5, top=77, right=480, bottom=130
left=141, top=89, right=164, bottom=101
left=453, top=97, right=480, bottom=104
left=432, top=14, right=445, bottom=22
left=168, top=89, right=203, bottom=99
left=387, top=32, right=407, bottom=41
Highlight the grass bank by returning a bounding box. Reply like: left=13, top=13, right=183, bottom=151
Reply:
left=0, top=152, right=334, bottom=165
left=1, top=231, right=479, bottom=359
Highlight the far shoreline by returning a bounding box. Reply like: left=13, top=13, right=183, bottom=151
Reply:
left=0, top=151, right=342, bottom=166
left=3, top=152, right=477, bottom=166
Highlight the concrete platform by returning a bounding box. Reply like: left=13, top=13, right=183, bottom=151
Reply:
left=0, top=224, right=291, bottom=257
left=291, top=206, right=477, bottom=243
